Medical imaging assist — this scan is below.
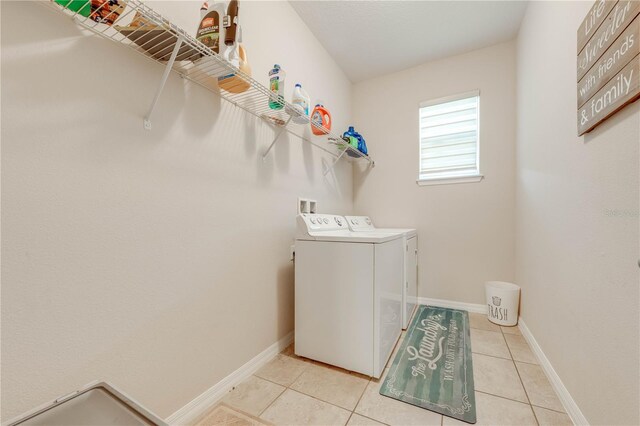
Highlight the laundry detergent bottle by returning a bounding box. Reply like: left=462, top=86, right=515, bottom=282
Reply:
left=343, top=126, right=359, bottom=150
left=357, top=132, right=368, bottom=155
left=311, top=102, right=331, bottom=135
left=217, top=0, right=250, bottom=94
left=291, top=84, right=310, bottom=124
left=351, top=128, right=368, bottom=155
left=343, top=126, right=356, bottom=139
left=268, top=64, right=286, bottom=110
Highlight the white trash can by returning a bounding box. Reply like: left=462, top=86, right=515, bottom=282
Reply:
left=485, top=281, right=520, bottom=326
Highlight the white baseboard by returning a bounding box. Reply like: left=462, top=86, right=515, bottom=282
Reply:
left=166, top=332, right=294, bottom=425
left=166, top=306, right=587, bottom=426
left=417, top=296, right=487, bottom=314
left=518, top=319, right=588, bottom=426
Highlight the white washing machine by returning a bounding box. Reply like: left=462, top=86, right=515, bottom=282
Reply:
left=295, top=214, right=404, bottom=378
left=345, top=216, right=418, bottom=329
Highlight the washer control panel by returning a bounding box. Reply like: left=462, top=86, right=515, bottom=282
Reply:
left=298, top=214, right=349, bottom=232
left=344, top=216, right=375, bottom=231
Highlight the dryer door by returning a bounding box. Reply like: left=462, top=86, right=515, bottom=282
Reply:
left=404, top=236, right=418, bottom=329
left=373, top=238, right=403, bottom=378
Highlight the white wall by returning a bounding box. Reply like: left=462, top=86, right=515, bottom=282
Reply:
left=0, top=0, right=353, bottom=420
left=516, top=2, right=640, bottom=425
left=352, top=41, right=517, bottom=304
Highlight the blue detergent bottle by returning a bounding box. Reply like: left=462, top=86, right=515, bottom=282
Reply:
left=342, top=126, right=359, bottom=150
left=353, top=129, right=368, bottom=155
left=361, top=137, right=368, bottom=155
left=343, top=126, right=356, bottom=139
left=343, top=126, right=368, bottom=155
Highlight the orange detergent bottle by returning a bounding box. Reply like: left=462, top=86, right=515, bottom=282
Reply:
left=310, top=103, right=331, bottom=135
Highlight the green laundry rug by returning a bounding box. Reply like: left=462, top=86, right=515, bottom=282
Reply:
left=380, top=305, right=476, bottom=424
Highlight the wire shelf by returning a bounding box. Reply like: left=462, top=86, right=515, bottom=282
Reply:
left=47, top=0, right=374, bottom=171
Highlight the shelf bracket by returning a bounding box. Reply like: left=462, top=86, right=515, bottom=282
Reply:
left=262, top=116, right=293, bottom=160
left=323, top=147, right=348, bottom=176
left=143, top=35, right=184, bottom=130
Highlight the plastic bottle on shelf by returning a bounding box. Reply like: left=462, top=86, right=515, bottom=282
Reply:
left=311, top=102, right=331, bottom=135
left=291, top=84, right=310, bottom=124
left=343, top=126, right=356, bottom=139
left=349, top=136, right=359, bottom=150
left=351, top=128, right=368, bottom=155
left=218, top=42, right=251, bottom=93
left=217, top=0, right=250, bottom=95
left=343, top=126, right=368, bottom=155
left=200, top=1, right=209, bottom=18
left=268, top=64, right=286, bottom=110
left=196, top=0, right=228, bottom=55
left=343, top=127, right=359, bottom=151
left=55, top=0, right=91, bottom=17
left=357, top=133, right=368, bottom=155
left=224, top=0, right=239, bottom=47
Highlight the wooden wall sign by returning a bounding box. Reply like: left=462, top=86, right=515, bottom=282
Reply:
left=577, top=0, right=640, bottom=135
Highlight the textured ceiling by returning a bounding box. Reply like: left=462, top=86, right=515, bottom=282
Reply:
left=290, top=1, right=528, bottom=82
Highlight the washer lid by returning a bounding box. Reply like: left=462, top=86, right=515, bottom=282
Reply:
left=344, top=216, right=375, bottom=231
left=345, top=216, right=416, bottom=238
left=374, top=227, right=417, bottom=238
left=301, top=230, right=403, bottom=243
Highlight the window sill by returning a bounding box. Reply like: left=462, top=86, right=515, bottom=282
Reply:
left=416, top=174, right=484, bottom=186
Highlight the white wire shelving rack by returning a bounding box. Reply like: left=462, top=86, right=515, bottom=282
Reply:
left=47, top=0, right=374, bottom=174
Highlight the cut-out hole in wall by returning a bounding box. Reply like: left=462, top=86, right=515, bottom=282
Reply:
left=298, top=198, right=317, bottom=214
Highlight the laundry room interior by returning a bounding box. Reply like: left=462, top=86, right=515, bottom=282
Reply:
left=1, top=0, right=639, bottom=425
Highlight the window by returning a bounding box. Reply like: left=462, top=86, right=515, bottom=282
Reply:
left=418, top=91, right=482, bottom=185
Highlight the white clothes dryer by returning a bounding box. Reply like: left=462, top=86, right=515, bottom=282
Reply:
left=345, top=216, right=418, bottom=329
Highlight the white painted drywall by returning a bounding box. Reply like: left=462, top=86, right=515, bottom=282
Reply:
left=0, top=0, right=353, bottom=420
left=352, top=41, right=517, bottom=304
left=516, top=2, right=640, bottom=425
left=290, top=1, right=527, bottom=82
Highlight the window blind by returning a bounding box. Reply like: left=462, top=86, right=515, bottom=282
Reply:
left=419, top=92, right=480, bottom=180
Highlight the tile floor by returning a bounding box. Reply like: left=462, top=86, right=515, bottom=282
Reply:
left=197, top=312, right=573, bottom=426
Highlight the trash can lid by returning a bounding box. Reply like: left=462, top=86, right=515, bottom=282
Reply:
left=485, top=281, right=520, bottom=291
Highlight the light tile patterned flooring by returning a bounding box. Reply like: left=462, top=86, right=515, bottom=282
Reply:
left=196, top=313, right=572, bottom=426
